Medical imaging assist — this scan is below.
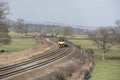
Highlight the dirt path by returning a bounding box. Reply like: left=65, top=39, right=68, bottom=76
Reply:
left=0, top=43, right=53, bottom=66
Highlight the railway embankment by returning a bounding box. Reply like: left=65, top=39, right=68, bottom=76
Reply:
left=32, top=44, right=94, bottom=80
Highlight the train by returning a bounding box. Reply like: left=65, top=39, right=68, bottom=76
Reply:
left=58, top=37, right=65, bottom=48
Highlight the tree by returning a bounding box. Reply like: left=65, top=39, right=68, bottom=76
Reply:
left=0, top=22, right=11, bottom=45
left=15, top=18, right=25, bottom=34
left=62, top=26, right=73, bottom=37
left=0, top=0, right=9, bottom=19
left=115, top=20, right=120, bottom=27
left=88, top=27, right=114, bottom=60
left=23, top=26, right=29, bottom=35
left=0, top=1, right=11, bottom=48
left=113, top=20, right=120, bottom=49
left=54, top=27, right=62, bottom=37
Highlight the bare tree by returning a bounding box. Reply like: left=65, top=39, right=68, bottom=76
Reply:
left=15, top=18, right=25, bottom=34
left=112, top=20, right=120, bottom=49
left=88, top=27, right=114, bottom=60
left=62, top=26, right=73, bottom=37
left=0, top=1, right=11, bottom=49
left=115, top=20, right=120, bottom=27
left=0, top=0, right=9, bottom=20
left=54, top=27, right=62, bottom=37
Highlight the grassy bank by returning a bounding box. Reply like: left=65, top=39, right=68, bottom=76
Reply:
left=69, top=37, right=120, bottom=80
left=0, top=32, right=36, bottom=51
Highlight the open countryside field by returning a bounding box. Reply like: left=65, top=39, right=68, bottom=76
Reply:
left=0, top=32, right=36, bottom=51
left=69, top=35, right=120, bottom=80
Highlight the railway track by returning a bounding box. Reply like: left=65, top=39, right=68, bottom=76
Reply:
left=0, top=41, right=75, bottom=80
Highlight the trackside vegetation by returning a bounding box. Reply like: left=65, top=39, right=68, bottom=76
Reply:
left=69, top=36, right=120, bottom=80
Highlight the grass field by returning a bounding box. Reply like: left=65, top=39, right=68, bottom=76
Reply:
left=69, top=37, right=120, bottom=80
left=0, top=32, right=36, bottom=51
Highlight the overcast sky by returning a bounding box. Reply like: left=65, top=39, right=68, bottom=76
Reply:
left=8, top=0, right=120, bottom=27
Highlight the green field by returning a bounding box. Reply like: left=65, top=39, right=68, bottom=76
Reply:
left=0, top=32, right=36, bottom=51
left=69, top=37, right=120, bottom=80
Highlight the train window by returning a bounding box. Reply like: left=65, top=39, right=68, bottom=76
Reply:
left=59, top=37, right=64, bottom=41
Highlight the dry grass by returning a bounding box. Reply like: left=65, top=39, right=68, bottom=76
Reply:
left=0, top=44, right=52, bottom=66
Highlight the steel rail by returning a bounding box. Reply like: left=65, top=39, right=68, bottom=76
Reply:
left=0, top=48, right=66, bottom=75
left=0, top=47, right=61, bottom=72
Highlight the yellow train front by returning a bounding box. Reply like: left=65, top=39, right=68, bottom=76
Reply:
left=58, top=39, right=65, bottom=48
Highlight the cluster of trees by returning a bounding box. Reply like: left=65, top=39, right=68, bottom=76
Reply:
left=10, top=19, right=74, bottom=37
left=88, top=20, right=120, bottom=60
left=39, top=26, right=74, bottom=37
left=0, top=1, right=11, bottom=47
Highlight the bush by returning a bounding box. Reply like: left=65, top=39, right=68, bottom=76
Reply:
left=61, top=64, right=76, bottom=77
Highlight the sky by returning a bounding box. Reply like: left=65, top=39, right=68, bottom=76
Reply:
left=7, top=0, right=120, bottom=27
